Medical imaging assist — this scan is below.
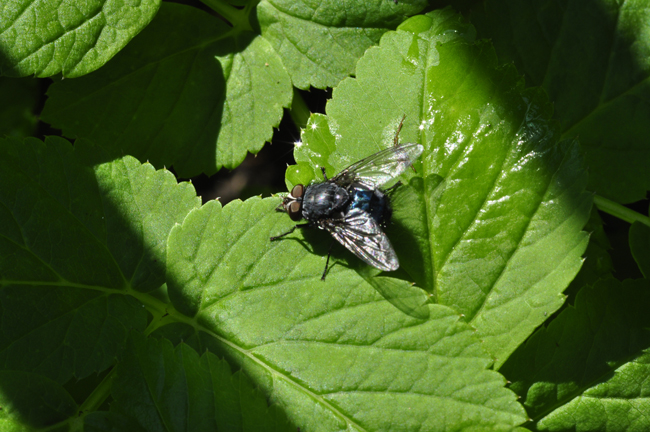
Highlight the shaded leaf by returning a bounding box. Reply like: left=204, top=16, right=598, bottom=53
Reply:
left=0, top=287, right=146, bottom=383
left=0, top=77, right=39, bottom=137
left=42, top=3, right=292, bottom=177
left=85, top=412, right=148, bottom=432
left=501, top=278, right=650, bottom=431
left=472, top=0, right=650, bottom=203
left=105, top=333, right=293, bottom=432
left=564, top=207, right=613, bottom=302
left=0, top=371, right=77, bottom=428
left=0, top=135, right=198, bottom=427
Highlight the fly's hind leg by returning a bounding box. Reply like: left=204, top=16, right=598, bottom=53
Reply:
left=321, top=241, right=335, bottom=281
left=384, top=181, right=402, bottom=194
left=270, top=223, right=310, bottom=241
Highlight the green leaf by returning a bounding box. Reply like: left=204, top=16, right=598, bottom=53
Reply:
left=501, top=278, right=650, bottom=431
left=630, top=220, right=650, bottom=278
left=39, top=0, right=432, bottom=176
left=564, top=207, right=613, bottom=302
left=104, top=333, right=293, bottom=432
left=258, top=0, right=428, bottom=89
left=0, top=0, right=160, bottom=78
left=0, top=135, right=301, bottom=430
left=288, top=10, right=591, bottom=366
left=0, top=287, right=146, bottom=382
left=472, top=0, right=650, bottom=203
left=0, top=135, right=198, bottom=426
left=166, top=197, right=526, bottom=431
left=2, top=6, right=611, bottom=430
left=41, top=2, right=292, bottom=177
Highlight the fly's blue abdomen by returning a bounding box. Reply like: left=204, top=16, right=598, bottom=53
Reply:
left=348, top=187, right=391, bottom=224
left=348, top=189, right=373, bottom=213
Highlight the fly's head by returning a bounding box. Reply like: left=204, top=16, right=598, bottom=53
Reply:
left=277, top=184, right=305, bottom=221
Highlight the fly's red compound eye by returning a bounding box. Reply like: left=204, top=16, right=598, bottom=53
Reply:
left=288, top=201, right=302, bottom=221
left=291, top=184, right=304, bottom=199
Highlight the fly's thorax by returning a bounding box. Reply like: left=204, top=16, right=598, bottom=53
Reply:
left=302, top=182, right=349, bottom=221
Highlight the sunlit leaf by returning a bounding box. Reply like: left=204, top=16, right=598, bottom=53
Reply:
left=0, top=0, right=160, bottom=77
left=288, top=10, right=591, bottom=366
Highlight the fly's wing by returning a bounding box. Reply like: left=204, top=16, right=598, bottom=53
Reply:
left=323, top=208, right=399, bottom=272
left=331, top=143, right=424, bottom=189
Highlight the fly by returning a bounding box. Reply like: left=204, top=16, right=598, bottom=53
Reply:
left=270, top=123, right=424, bottom=280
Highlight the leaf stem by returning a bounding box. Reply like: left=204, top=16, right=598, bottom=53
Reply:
left=593, top=194, right=650, bottom=227
left=199, top=0, right=252, bottom=31
left=77, top=368, right=117, bottom=414
left=127, top=288, right=198, bottom=334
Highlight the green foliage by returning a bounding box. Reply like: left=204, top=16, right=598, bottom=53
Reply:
left=167, top=198, right=525, bottom=429
left=41, top=3, right=293, bottom=177
left=472, top=0, right=650, bottom=204
left=501, top=278, right=650, bottom=431
left=0, top=0, right=161, bottom=77
left=37, top=0, right=426, bottom=177
left=289, top=11, right=591, bottom=367
left=258, top=0, right=428, bottom=89
left=1, top=0, right=649, bottom=431
left=99, top=333, right=293, bottom=432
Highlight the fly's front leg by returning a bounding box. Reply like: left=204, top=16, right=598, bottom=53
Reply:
left=270, top=223, right=310, bottom=241
left=320, top=166, right=328, bottom=181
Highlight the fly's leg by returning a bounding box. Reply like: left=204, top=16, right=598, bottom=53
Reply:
left=270, top=223, right=310, bottom=241
left=321, top=241, right=335, bottom=281
left=384, top=181, right=402, bottom=195
left=320, top=166, right=328, bottom=181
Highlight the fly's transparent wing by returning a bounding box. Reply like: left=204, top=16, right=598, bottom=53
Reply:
left=332, top=143, right=424, bottom=189
left=323, top=208, right=399, bottom=272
